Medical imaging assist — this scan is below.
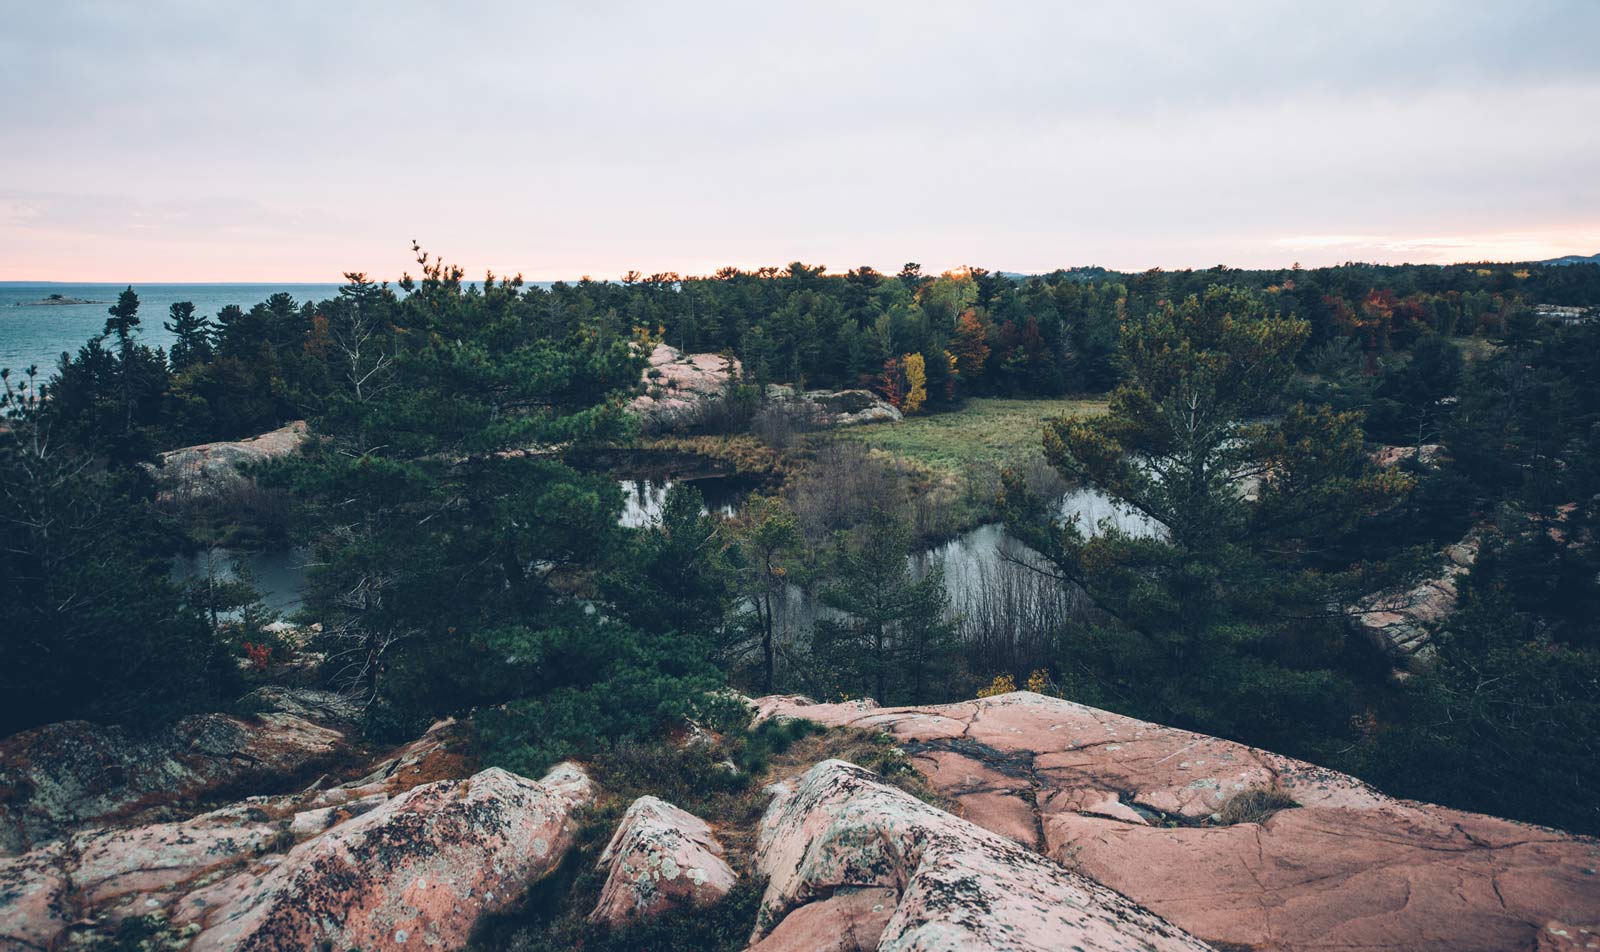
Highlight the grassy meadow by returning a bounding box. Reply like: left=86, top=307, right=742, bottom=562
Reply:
left=839, top=396, right=1108, bottom=477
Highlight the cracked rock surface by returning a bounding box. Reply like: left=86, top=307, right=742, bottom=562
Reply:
left=178, top=763, right=595, bottom=951
left=755, top=692, right=1600, bottom=952
left=751, top=758, right=1213, bottom=951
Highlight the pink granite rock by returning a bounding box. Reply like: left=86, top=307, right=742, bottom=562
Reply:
left=589, top=795, right=736, bottom=926
left=752, top=759, right=1213, bottom=951
left=177, top=762, right=596, bottom=951
left=629, top=344, right=741, bottom=429
left=0, top=843, right=71, bottom=951
left=148, top=420, right=309, bottom=500
left=755, top=692, right=1600, bottom=952
left=748, top=886, right=898, bottom=952
left=1353, top=528, right=1479, bottom=663
left=0, top=715, right=494, bottom=950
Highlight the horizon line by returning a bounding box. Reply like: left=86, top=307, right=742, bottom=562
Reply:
left=4, top=251, right=1597, bottom=287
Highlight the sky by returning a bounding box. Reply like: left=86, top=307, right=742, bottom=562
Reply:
left=2, top=0, right=1598, bottom=282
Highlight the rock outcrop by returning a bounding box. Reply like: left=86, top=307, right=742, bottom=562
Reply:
left=178, top=763, right=595, bottom=951
left=627, top=344, right=902, bottom=432
left=590, top=795, right=736, bottom=927
left=750, top=759, right=1212, bottom=951
left=0, top=727, right=583, bottom=952
left=1353, top=530, right=1479, bottom=663
left=630, top=344, right=741, bottom=430
left=1372, top=443, right=1446, bottom=469
left=756, top=692, right=1600, bottom=952
left=765, top=385, right=903, bottom=427
left=0, top=704, right=348, bottom=856
left=146, top=421, right=309, bottom=500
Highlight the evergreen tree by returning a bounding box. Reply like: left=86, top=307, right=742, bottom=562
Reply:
left=164, top=301, right=215, bottom=371
left=0, top=369, right=232, bottom=734
left=811, top=513, right=958, bottom=704
left=1003, top=286, right=1413, bottom=752
left=104, top=287, right=143, bottom=440
left=603, top=482, right=734, bottom=645
left=277, top=253, right=720, bottom=772
left=724, top=494, right=800, bottom=693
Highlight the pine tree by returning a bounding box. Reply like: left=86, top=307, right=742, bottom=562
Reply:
left=277, top=254, right=720, bottom=771
left=0, top=368, right=232, bottom=734
left=103, top=287, right=142, bottom=438
left=812, top=513, right=957, bottom=704
left=1004, top=286, right=1414, bottom=750
left=724, top=494, right=800, bottom=693
left=164, top=301, right=215, bottom=371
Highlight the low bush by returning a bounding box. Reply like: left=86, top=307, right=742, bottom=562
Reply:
left=1214, top=785, right=1299, bottom=826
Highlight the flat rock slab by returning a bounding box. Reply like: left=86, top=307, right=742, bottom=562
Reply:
left=755, top=692, right=1600, bottom=952
left=753, top=759, right=1213, bottom=951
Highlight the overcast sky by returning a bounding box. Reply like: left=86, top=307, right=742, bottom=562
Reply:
left=3, top=0, right=1598, bottom=281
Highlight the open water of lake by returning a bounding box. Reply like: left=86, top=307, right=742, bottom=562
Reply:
left=0, top=283, right=343, bottom=377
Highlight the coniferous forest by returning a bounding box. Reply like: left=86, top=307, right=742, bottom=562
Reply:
left=5, top=250, right=1599, bottom=844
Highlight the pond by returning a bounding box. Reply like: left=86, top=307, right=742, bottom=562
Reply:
left=171, top=546, right=312, bottom=617
left=619, top=476, right=749, bottom=528
left=171, top=477, right=1159, bottom=629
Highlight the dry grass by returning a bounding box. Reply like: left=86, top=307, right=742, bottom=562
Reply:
left=1214, top=784, right=1299, bottom=826
left=836, top=397, right=1108, bottom=478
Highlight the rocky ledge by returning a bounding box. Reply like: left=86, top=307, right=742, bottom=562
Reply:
left=757, top=692, right=1600, bottom=952
left=145, top=421, right=309, bottom=501
left=2, top=690, right=1596, bottom=951
left=628, top=343, right=902, bottom=431
left=751, top=758, right=1211, bottom=951
left=0, top=691, right=351, bottom=856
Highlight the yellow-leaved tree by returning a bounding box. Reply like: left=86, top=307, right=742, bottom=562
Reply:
left=903, top=352, right=927, bottom=413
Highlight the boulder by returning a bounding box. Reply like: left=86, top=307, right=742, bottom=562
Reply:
left=334, top=717, right=475, bottom=798
left=802, top=389, right=902, bottom=426
left=589, top=796, right=736, bottom=926
left=0, top=711, right=348, bottom=855
left=238, top=686, right=360, bottom=725
left=0, top=715, right=493, bottom=950
left=147, top=421, right=309, bottom=500
left=749, top=886, right=898, bottom=952
left=765, top=386, right=903, bottom=427
left=178, top=763, right=596, bottom=951
left=751, top=759, right=1212, bottom=951
left=755, top=692, right=1600, bottom=952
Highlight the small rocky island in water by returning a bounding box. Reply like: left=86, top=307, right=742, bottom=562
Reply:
left=14, top=293, right=108, bottom=306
